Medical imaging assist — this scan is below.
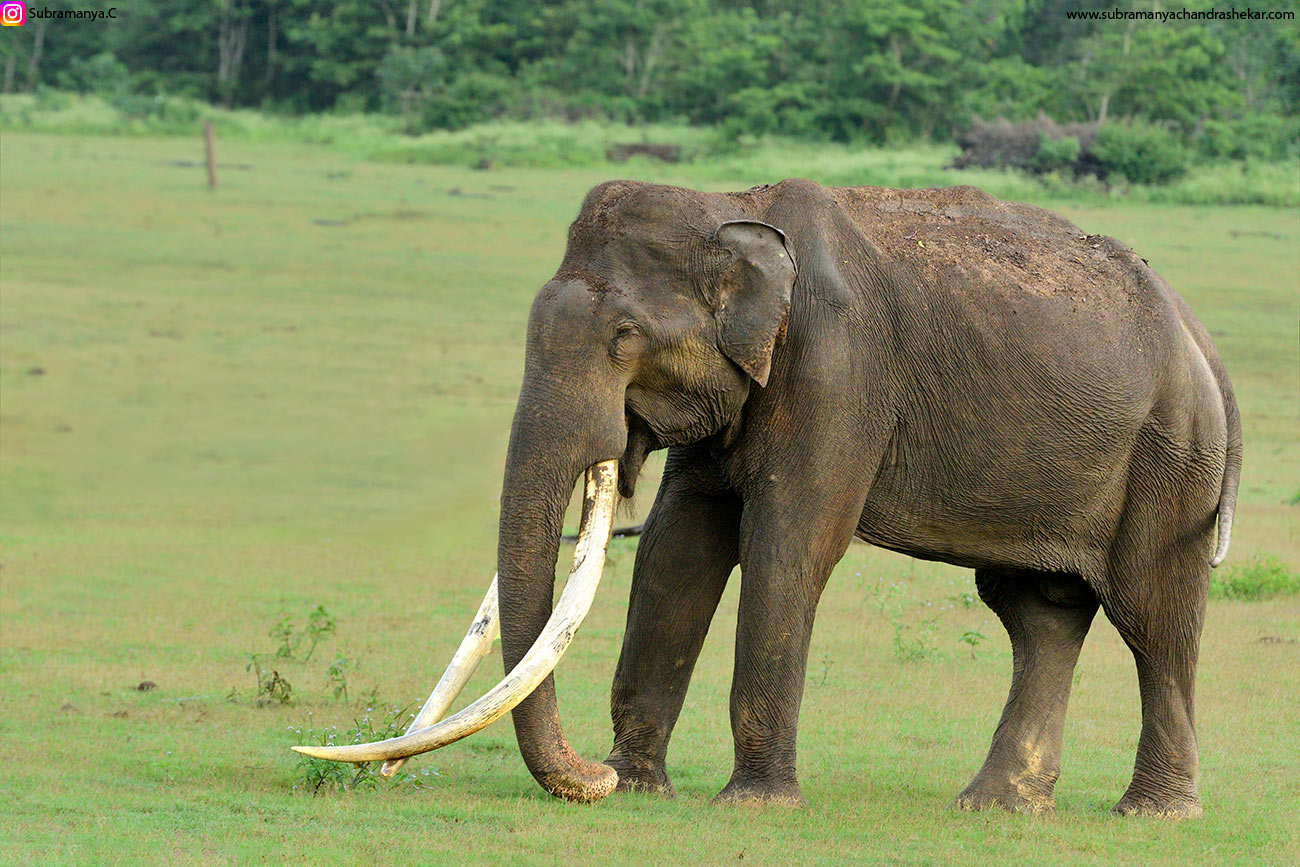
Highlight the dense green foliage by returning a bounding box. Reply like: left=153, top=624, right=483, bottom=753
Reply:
left=2, top=0, right=1296, bottom=159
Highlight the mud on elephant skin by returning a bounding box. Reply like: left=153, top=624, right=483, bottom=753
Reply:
left=298, top=178, right=1241, bottom=818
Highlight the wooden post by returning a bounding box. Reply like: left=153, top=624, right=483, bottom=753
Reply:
left=203, top=121, right=218, bottom=189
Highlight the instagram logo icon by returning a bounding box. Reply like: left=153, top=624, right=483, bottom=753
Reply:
left=1, top=1, right=23, bottom=25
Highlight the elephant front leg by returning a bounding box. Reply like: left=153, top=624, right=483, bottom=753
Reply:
left=715, top=498, right=861, bottom=806
left=607, top=464, right=741, bottom=795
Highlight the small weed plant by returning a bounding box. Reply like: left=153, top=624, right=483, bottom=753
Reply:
left=245, top=654, right=294, bottom=706
left=857, top=566, right=992, bottom=662
left=233, top=605, right=364, bottom=706
left=291, top=703, right=432, bottom=794
left=325, top=656, right=356, bottom=702
left=271, top=605, right=337, bottom=662
left=892, top=618, right=940, bottom=662
left=816, top=651, right=835, bottom=687
left=951, top=591, right=978, bottom=608
left=958, top=629, right=988, bottom=659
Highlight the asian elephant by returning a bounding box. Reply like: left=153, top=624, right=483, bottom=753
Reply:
left=296, top=178, right=1241, bottom=818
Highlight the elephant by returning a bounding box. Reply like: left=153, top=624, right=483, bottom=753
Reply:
left=296, top=178, right=1241, bottom=818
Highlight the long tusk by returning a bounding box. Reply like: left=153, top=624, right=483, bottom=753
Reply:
left=379, top=576, right=500, bottom=778
left=292, top=460, right=618, bottom=765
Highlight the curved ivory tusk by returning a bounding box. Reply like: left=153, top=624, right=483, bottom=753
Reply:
left=293, top=460, right=618, bottom=765
left=379, top=576, right=500, bottom=778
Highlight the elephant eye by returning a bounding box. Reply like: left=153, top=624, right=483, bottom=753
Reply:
left=609, top=322, right=642, bottom=358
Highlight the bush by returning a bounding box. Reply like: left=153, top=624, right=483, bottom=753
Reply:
left=1090, top=120, right=1189, bottom=186
left=415, top=72, right=514, bottom=132
left=371, top=119, right=712, bottom=169
left=954, top=115, right=1201, bottom=188
left=953, top=115, right=1098, bottom=173
left=1129, top=160, right=1300, bottom=207
left=55, top=52, right=132, bottom=96
left=1197, top=116, right=1300, bottom=163
left=0, top=90, right=120, bottom=133
left=1211, top=554, right=1300, bottom=601
left=110, top=94, right=202, bottom=129
left=1032, top=134, right=1081, bottom=174
left=376, top=46, right=447, bottom=116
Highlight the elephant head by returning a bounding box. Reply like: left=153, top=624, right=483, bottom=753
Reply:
left=293, top=181, right=796, bottom=801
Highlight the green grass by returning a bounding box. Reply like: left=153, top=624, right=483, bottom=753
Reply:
left=4, top=92, right=1297, bottom=206
left=1, top=131, right=1298, bottom=864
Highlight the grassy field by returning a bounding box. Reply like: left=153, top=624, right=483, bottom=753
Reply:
left=1, top=131, right=1298, bottom=865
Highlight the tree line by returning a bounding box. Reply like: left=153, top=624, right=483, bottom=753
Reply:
left=3, top=0, right=1296, bottom=157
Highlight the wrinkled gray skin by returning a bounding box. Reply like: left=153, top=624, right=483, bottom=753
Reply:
left=495, top=179, right=1241, bottom=816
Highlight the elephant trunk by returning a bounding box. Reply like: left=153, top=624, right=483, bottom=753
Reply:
left=289, top=378, right=624, bottom=787
left=494, top=375, right=624, bottom=801
left=290, top=280, right=628, bottom=797
left=290, top=455, right=619, bottom=772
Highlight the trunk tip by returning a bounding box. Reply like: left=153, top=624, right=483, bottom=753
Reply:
left=539, top=761, right=619, bottom=803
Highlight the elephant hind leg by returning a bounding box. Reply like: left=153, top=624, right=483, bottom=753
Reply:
left=1100, top=427, right=1215, bottom=819
left=1100, top=542, right=1208, bottom=819
left=956, top=569, right=1098, bottom=815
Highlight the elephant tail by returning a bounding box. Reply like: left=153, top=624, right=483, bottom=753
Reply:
left=1172, top=293, right=1242, bottom=569
left=1210, top=374, right=1242, bottom=568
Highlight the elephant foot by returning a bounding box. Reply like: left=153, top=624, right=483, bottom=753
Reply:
left=604, top=754, right=674, bottom=796
left=1111, top=792, right=1202, bottom=819
left=954, top=780, right=1055, bottom=815
left=1112, top=767, right=1202, bottom=818
left=712, top=777, right=806, bottom=807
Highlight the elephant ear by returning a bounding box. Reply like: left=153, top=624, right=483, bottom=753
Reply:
left=711, top=220, right=797, bottom=387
